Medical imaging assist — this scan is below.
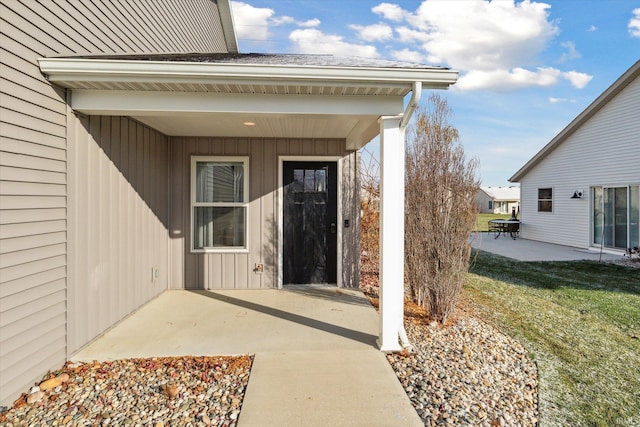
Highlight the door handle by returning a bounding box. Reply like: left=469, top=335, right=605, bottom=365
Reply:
left=330, top=222, right=337, bottom=234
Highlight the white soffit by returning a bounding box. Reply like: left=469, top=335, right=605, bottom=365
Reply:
left=38, top=57, right=457, bottom=147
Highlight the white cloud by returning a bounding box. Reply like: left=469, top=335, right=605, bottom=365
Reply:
left=299, top=18, right=321, bottom=28
left=271, top=16, right=295, bottom=26
left=629, top=8, right=640, bottom=37
left=456, top=67, right=562, bottom=91
left=395, top=26, right=431, bottom=43
left=559, top=41, right=580, bottom=62
left=548, top=97, right=575, bottom=103
left=562, top=70, right=592, bottom=88
left=369, top=1, right=594, bottom=91
left=407, top=0, right=559, bottom=71
left=350, top=23, right=393, bottom=41
left=372, top=2, right=406, bottom=22
left=271, top=16, right=320, bottom=28
left=456, top=67, right=592, bottom=91
left=391, top=48, right=424, bottom=63
left=231, top=1, right=274, bottom=41
left=232, top=1, right=320, bottom=43
left=289, top=29, right=379, bottom=58
left=587, top=24, right=597, bottom=32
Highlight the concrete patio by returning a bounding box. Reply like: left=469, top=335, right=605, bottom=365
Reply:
left=72, top=287, right=422, bottom=426
left=470, top=232, right=625, bottom=262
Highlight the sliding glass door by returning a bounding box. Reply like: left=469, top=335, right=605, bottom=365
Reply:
left=593, top=185, right=639, bottom=249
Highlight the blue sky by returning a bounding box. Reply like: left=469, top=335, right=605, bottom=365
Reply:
left=230, top=1, right=640, bottom=186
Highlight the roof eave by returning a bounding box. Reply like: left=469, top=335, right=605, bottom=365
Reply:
left=37, top=58, right=459, bottom=90
left=510, top=60, right=640, bottom=182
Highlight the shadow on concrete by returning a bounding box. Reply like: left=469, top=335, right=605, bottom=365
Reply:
left=283, top=285, right=373, bottom=307
left=189, top=290, right=378, bottom=348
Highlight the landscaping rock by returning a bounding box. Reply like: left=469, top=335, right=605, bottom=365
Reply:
left=0, top=355, right=252, bottom=426
left=38, top=377, right=62, bottom=391
left=25, top=391, right=44, bottom=404
left=387, top=316, right=539, bottom=426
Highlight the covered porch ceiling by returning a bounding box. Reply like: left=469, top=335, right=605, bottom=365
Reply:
left=38, top=55, right=458, bottom=149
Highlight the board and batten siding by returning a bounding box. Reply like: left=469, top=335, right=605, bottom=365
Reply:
left=1, top=0, right=227, bottom=406
left=66, top=114, right=169, bottom=354
left=169, top=137, right=360, bottom=290
left=519, top=75, right=640, bottom=248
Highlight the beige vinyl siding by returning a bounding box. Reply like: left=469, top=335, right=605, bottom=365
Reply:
left=0, top=27, right=69, bottom=399
left=1, top=0, right=227, bottom=406
left=169, top=137, right=360, bottom=290
left=519, top=76, right=640, bottom=247
left=1, top=0, right=227, bottom=56
left=66, top=115, right=169, bottom=354
left=340, top=150, right=361, bottom=288
left=476, top=190, right=492, bottom=214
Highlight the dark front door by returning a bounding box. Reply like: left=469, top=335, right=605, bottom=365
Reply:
left=283, top=161, right=337, bottom=284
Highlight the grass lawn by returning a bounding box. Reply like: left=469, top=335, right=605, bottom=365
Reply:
left=465, top=250, right=640, bottom=426
left=475, top=213, right=512, bottom=232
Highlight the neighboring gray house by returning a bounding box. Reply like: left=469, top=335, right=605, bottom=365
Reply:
left=510, top=60, right=639, bottom=251
left=0, top=0, right=457, bottom=404
left=476, top=186, right=520, bottom=214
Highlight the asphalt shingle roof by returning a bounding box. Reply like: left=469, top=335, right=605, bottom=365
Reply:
left=56, top=52, right=448, bottom=70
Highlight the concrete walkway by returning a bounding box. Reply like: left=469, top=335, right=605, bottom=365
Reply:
left=72, top=287, right=422, bottom=426
left=471, top=232, right=625, bottom=261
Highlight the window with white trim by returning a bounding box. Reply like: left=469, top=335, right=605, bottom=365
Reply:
left=538, top=188, right=553, bottom=212
left=191, top=157, right=249, bottom=251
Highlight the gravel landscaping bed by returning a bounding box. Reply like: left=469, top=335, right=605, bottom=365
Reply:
left=361, top=258, right=539, bottom=427
left=0, top=355, right=252, bottom=427
left=388, top=317, right=538, bottom=426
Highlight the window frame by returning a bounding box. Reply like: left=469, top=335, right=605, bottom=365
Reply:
left=190, top=156, right=250, bottom=253
left=537, top=187, right=553, bottom=213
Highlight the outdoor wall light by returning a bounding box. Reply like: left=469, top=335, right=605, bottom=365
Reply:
left=243, top=121, right=256, bottom=126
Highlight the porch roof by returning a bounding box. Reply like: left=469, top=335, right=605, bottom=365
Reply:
left=38, top=54, right=458, bottom=149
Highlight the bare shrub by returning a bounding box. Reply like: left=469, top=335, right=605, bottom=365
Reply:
left=405, top=94, right=480, bottom=323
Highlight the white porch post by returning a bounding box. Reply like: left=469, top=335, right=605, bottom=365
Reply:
left=377, top=115, right=406, bottom=351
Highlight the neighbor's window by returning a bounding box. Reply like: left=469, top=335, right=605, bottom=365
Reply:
left=191, top=157, right=248, bottom=251
left=538, top=188, right=553, bottom=212
left=488, top=201, right=494, bottom=210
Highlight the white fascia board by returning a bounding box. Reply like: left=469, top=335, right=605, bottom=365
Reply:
left=38, top=58, right=458, bottom=89
left=70, top=89, right=404, bottom=116
left=217, top=0, right=239, bottom=54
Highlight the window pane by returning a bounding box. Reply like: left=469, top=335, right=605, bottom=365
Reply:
left=196, top=162, right=244, bottom=203
left=291, top=169, right=304, bottom=193
left=538, top=188, right=552, bottom=200
left=603, top=188, right=615, bottom=247
left=614, top=187, right=627, bottom=248
left=193, top=207, right=246, bottom=248
left=593, top=187, right=603, bottom=245
left=315, top=169, right=326, bottom=192
left=304, top=169, right=315, bottom=191
left=538, top=200, right=552, bottom=212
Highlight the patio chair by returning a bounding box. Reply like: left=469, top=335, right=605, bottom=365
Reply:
left=488, top=220, right=501, bottom=236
